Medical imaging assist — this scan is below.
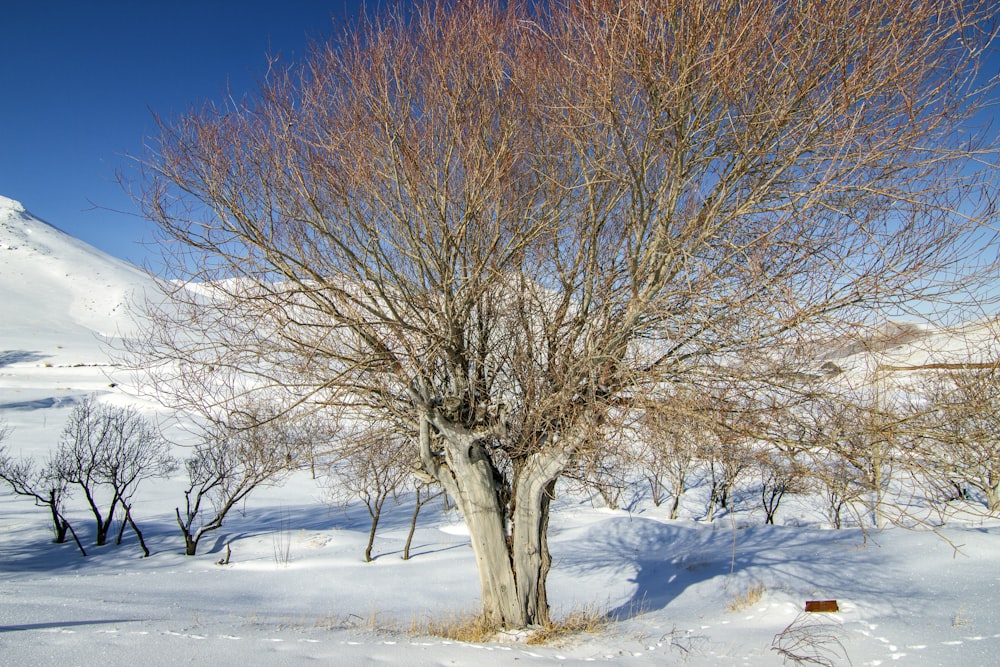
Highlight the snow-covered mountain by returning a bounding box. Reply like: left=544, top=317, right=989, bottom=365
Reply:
left=0, top=194, right=162, bottom=405
left=0, top=195, right=155, bottom=356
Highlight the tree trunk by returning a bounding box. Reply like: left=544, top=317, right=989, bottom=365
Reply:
left=420, top=415, right=523, bottom=628
left=669, top=493, right=682, bottom=521
left=647, top=476, right=663, bottom=507
left=404, top=486, right=440, bottom=561
left=985, top=485, right=1000, bottom=515
left=47, top=490, right=68, bottom=543
left=123, top=504, right=151, bottom=557
left=364, top=498, right=383, bottom=563
left=510, top=451, right=567, bottom=628
left=668, top=468, right=687, bottom=520
left=116, top=509, right=129, bottom=545
left=79, top=484, right=112, bottom=546
left=448, top=453, right=524, bottom=628
left=51, top=501, right=87, bottom=557
left=420, top=413, right=575, bottom=630
left=64, top=518, right=87, bottom=556
left=176, top=507, right=201, bottom=555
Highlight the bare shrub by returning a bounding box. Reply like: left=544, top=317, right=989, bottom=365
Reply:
left=918, top=365, right=1000, bottom=513
left=175, top=405, right=313, bottom=556
left=771, top=613, right=850, bottom=667
left=323, top=426, right=413, bottom=562
left=636, top=391, right=707, bottom=518
left=0, top=423, right=87, bottom=556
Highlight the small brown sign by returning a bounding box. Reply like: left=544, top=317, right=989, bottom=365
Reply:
left=805, top=600, right=839, bottom=613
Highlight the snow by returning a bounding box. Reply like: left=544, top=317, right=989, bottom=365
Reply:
left=3, top=195, right=1000, bottom=665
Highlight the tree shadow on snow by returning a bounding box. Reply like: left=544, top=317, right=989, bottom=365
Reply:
left=0, top=350, right=49, bottom=368
left=553, top=516, right=914, bottom=621
left=0, top=618, right=138, bottom=633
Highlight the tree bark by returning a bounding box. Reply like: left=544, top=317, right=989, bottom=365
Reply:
left=511, top=451, right=568, bottom=627
left=419, top=413, right=577, bottom=630
left=420, top=415, right=524, bottom=628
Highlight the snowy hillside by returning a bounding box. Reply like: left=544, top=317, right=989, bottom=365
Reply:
left=0, top=194, right=152, bottom=345
left=2, top=198, right=1000, bottom=666
left=0, top=194, right=157, bottom=435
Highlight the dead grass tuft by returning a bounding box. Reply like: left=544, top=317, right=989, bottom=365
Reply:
left=412, top=605, right=608, bottom=646
left=412, top=611, right=499, bottom=643
left=525, top=606, right=608, bottom=645
left=726, top=582, right=766, bottom=612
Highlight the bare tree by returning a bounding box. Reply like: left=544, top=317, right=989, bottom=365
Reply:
left=0, top=423, right=85, bottom=557
left=756, top=449, right=807, bottom=525
left=323, top=427, right=413, bottom=562
left=702, top=428, right=755, bottom=522
left=175, top=404, right=313, bottom=556
left=55, top=396, right=174, bottom=554
left=635, top=393, right=706, bottom=516
left=0, top=451, right=88, bottom=556
left=126, top=0, right=999, bottom=629
left=402, top=479, right=444, bottom=561
left=1, top=421, right=88, bottom=555
left=570, top=425, right=639, bottom=511
left=919, top=365, right=1000, bottom=513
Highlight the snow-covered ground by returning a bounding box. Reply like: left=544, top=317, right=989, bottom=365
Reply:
left=3, top=195, right=1000, bottom=666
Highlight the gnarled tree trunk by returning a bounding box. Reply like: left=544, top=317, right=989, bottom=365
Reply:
left=419, top=413, right=576, bottom=629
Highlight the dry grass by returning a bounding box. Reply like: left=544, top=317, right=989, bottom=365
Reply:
left=525, top=607, right=608, bottom=645
left=726, top=582, right=766, bottom=612
left=411, top=606, right=608, bottom=646
left=412, top=611, right=499, bottom=643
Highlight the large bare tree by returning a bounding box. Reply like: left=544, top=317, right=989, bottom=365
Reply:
left=127, top=0, right=998, bottom=629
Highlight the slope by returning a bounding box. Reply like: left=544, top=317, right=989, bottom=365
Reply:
left=0, top=194, right=155, bottom=361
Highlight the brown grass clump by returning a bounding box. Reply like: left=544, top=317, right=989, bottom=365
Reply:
left=412, top=611, right=498, bottom=643
left=524, top=607, right=608, bottom=645
left=726, top=582, right=766, bottom=612
left=412, top=606, right=608, bottom=646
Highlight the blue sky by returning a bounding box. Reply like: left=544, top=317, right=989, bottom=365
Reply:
left=0, top=1, right=376, bottom=268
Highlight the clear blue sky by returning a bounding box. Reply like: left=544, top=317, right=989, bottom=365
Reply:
left=0, top=1, right=377, bottom=268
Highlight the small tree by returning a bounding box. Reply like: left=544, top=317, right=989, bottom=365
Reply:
left=700, top=405, right=757, bottom=523
left=921, top=366, right=1000, bottom=513
left=402, top=478, right=444, bottom=561
left=55, top=396, right=174, bottom=554
left=0, top=450, right=87, bottom=555
left=572, top=442, right=636, bottom=511
left=324, top=428, right=413, bottom=562
left=175, top=406, right=311, bottom=556
left=757, top=449, right=806, bottom=525
left=1, top=421, right=88, bottom=555
left=785, top=383, right=903, bottom=529
left=637, top=392, right=709, bottom=518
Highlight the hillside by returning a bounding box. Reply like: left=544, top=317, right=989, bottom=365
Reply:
left=0, top=195, right=158, bottom=413
left=0, top=195, right=153, bottom=350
